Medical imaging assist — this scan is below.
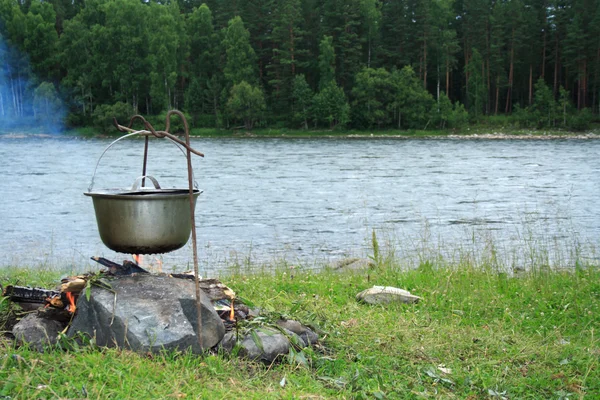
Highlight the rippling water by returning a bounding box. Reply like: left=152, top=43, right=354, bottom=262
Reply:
left=1, top=135, right=598, bottom=275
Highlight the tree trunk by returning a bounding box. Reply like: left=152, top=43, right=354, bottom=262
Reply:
left=495, top=76, right=499, bottom=115
left=11, top=78, right=18, bottom=116
left=445, top=58, right=450, bottom=97
left=554, top=34, right=559, bottom=96
left=486, top=19, right=491, bottom=115
left=437, top=62, right=440, bottom=111
left=423, top=33, right=427, bottom=88
left=529, top=64, right=533, bottom=105
left=582, top=58, right=588, bottom=108
left=541, top=20, right=547, bottom=78
left=290, top=25, right=295, bottom=75
left=505, top=29, right=515, bottom=114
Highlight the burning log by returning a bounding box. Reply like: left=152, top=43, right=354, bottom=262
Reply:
left=2, top=285, right=61, bottom=304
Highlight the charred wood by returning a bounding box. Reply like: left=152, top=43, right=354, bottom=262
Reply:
left=2, top=285, right=61, bottom=304
left=90, top=256, right=149, bottom=275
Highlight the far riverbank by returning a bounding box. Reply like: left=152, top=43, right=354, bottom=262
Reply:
left=60, top=125, right=600, bottom=140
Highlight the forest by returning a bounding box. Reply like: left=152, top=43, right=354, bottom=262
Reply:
left=0, top=0, right=599, bottom=132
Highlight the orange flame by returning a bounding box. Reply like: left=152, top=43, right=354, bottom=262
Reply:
left=229, top=298, right=235, bottom=321
left=65, top=292, right=77, bottom=313
left=133, top=254, right=142, bottom=265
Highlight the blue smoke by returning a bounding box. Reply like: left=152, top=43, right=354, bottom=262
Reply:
left=0, top=35, right=66, bottom=134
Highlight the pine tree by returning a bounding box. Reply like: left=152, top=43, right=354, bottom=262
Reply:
left=465, top=48, right=486, bottom=119
left=318, top=35, right=336, bottom=90
left=147, top=2, right=181, bottom=112
left=267, top=0, right=306, bottom=123
left=291, top=74, right=313, bottom=129
left=223, top=16, right=258, bottom=86
left=322, top=0, right=363, bottom=91
left=186, top=3, right=221, bottom=123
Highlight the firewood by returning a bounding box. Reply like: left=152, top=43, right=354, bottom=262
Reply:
left=90, top=256, right=149, bottom=275
left=2, top=285, right=60, bottom=303
left=60, top=279, right=86, bottom=293
left=168, top=275, right=236, bottom=301
left=46, top=295, right=64, bottom=308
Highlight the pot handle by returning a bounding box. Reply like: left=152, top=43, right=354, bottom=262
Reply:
left=131, top=175, right=161, bottom=191
left=87, top=131, right=199, bottom=192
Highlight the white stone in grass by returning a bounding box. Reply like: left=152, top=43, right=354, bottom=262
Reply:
left=356, top=286, right=421, bottom=305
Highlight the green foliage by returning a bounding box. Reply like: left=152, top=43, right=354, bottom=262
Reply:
left=2, top=0, right=597, bottom=131
left=292, top=74, right=314, bottom=129
left=512, top=82, right=592, bottom=131
left=318, top=35, right=336, bottom=91
left=388, top=66, right=435, bottom=129
left=147, top=2, right=181, bottom=112
left=433, top=92, right=468, bottom=129
left=91, top=102, right=133, bottom=133
left=146, top=110, right=193, bottom=134
left=530, top=77, right=558, bottom=128
left=568, top=107, right=593, bottom=131
left=313, top=81, right=350, bottom=129
left=465, top=48, right=487, bottom=120
left=223, top=16, right=257, bottom=86
left=351, top=67, right=392, bottom=128
left=226, top=81, right=266, bottom=130
left=33, top=81, right=62, bottom=122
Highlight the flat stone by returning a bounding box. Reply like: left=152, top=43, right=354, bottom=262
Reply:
left=239, top=327, right=291, bottom=362
left=12, top=313, right=65, bottom=351
left=276, top=318, right=318, bottom=345
left=330, top=258, right=374, bottom=272
left=67, top=274, right=225, bottom=353
left=356, top=286, right=421, bottom=305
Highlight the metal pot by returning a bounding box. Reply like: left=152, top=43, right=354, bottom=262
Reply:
left=85, top=176, right=201, bottom=254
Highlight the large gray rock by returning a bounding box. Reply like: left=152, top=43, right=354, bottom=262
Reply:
left=13, top=313, right=64, bottom=351
left=67, top=274, right=225, bottom=353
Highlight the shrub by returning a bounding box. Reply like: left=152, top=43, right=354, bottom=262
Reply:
left=92, top=102, right=134, bottom=133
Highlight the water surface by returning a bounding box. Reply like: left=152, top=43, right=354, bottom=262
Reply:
left=1, top=135, right=598, bottom=275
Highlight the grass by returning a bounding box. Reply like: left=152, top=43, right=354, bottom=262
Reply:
left=1, top=248, right=599, bottom=399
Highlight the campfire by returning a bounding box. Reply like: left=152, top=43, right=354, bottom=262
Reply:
left=2, top=256, right=246, bottom=331
left=2, top=256, right=319, bottom=363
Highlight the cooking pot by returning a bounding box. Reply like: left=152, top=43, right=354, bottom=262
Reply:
left=85, top=175, right=201, bottom=254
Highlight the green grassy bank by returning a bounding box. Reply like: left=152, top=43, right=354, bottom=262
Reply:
left=1, top=258, right=598, bottom=399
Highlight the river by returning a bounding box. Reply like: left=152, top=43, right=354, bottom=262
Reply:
left=1, top=134, right=598, bottom=276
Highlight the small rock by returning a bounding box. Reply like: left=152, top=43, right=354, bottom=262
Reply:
left=276, top=319, right=319, bottom=345
left=12, top=313, right=65, bottom=351
left=216, top=332, right=238, bottom=353
left=330, top=258, right=374, bottom=272
left=239, top=328, right=291, bottom=362
left=356, top=286, right=421, bottom=305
